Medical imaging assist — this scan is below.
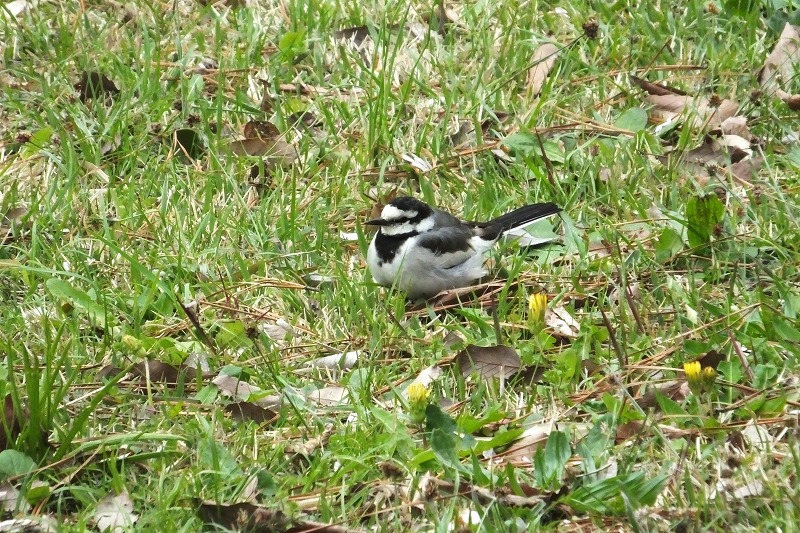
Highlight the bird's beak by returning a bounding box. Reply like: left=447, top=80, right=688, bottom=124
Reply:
left=365, top=218, right=389, bottom=226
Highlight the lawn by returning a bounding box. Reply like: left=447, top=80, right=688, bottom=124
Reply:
left=1, top=0, right=799, bottom=531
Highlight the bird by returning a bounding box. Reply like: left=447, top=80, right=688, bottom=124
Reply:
left=365, top=196, right=561, bottom=299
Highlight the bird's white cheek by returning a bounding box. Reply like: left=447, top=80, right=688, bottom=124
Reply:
left=381, top=222, right=417, bottom=236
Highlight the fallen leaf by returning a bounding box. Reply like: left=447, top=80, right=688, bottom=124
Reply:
left=197, top=499, right=356, bottom=532
left=494, top=422, right=554, bottom=465
left=718, top=115, right=753, bottom=140
left=528, top=43, right=560, bottom=96
left=410, top=365, right=443, bottom=388
left=196, top=501, right=291, bottom=532
left=212, top=374, right=277, bottom=408
left=0, top=517, right=58, bottom=533
left=633, top=380, right=687, bottom=410
left=758, top=23, right=800, bottom=109
left=0, top=0, right=27, bottom=18
left=132, top=360, right=191, bottom=384
left=173, top=128, right=205, bottom=160
left=456, top=345, right=521, bottom=380
left=75, top=72, right=119, bottom=102
left=224, top=402, right=277, bottom=424
left=305, top=351, right=359, bottom=372
left=0, top=483, right=22, bottom=513
left=632, top=75, right=739, bottom=130
left=305, top=386, right=349, bottom=406
left=546, top=305, right=580, bottom=338
left=92, top=491, right=137, bottom=532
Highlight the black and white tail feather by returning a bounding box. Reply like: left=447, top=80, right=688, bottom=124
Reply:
left=366, top=197, right=561, bottom=299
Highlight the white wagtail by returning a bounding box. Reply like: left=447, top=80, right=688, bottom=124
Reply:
left=365, top=196, right=562, bottom=299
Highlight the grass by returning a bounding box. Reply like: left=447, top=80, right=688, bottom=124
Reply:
left=1, top=0, right=800, bottom=530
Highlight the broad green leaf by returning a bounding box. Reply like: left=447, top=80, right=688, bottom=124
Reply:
left=430, top=428, right=460, bottom=470
left=425, top=404, right=458, bottom=434
left=685, top=194, right=725, bottom=249
left=0, top=449, right=36, bottom=477
left=20, top=127, right=53, bottom=156
left=502, top=132, right=565, bottom=162
left=614, top=107, right=648, bottom=132
left=655, top=392, right=688, bottom=417
left=45, top=278, right=109, bottom=326
left=216, top=320, right=253, bottom=349
left=655, top=227, right=683, bottom=263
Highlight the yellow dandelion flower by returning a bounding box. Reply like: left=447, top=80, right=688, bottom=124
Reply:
left=702, top=366, right=717, bottom=388
left=528, top=293, right=547, bottom=326
left=406, top=382, right=430, bottom=425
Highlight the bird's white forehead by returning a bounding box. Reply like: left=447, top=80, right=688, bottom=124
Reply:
left=382, top=204, right=417, bottom=221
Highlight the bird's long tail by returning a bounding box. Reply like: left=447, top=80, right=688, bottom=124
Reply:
left=470, top=202, right=561, bottom=239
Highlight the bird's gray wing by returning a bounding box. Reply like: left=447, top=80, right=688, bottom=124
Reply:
left=415, top=226, right=477, bottom=269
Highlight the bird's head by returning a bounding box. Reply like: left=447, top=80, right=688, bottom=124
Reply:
left=365, top=197, right=435, bottom=236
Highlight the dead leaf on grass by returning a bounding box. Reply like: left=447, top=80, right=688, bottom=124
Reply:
left=0, top=517, right=58, bottom=533
left=0, top=207, right=28, bottom=245
left=305, top=351, right=359, bottom=373
left=224, top=402, right=277, bottom=424
left=132, top=360, right=193, bottom=385
left=631, top=75, right=739, bottom=130
left=196, top=501, right=291, bottom=532
left=456, top=345, right=521, bottom=380
left=633, top=380, right=688, bottom=410
left=212, top=374, right=279, bottom=409
left=286, top=423, right=335, bottom=458
left=75, top=71, right=119, bottom=102
left=197, top=499, right=356, bottom=532
left=546, top=305, right=580, bottom=338
left=758, top=23, right=800, bottom=110
left=493, top=422, right=555, bottom=465
left=228, top=120, right=299, bottom=171
left=0, top=483, right=22, bottom=513
left=528, top=43, right=560, bottom=97
left=1, top=0, right=28, bottom=18
left=305, top=386, right=349, bottom=406
left=666, top=131, right=760, bottom=186
left=92, top=490, right=137, bottom=532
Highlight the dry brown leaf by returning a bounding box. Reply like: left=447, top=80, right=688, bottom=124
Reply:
left=645, top=93, right=739, bottom=130
left=224, top=402, right=277, bottom=424
left=719, top=115, right=753, bottom=140
left=228, top=120, right=299, bottom=168
left=494, top=422, right=554, bottom=465
left=286, top=423, right=335, bottom=457
left=0, top=483, right=22, bottom=513
left=196, top=501, right=291, bottom=532
left=633, top=380, right=688, bottom=410
left=731, top=155, right=763, bottom=184
left=0, top=517, right=58, bottom=533
left=132, top=360, right=191, bottom=384
left=75, top=71, right=119, bottom=102
left=306, top=386, right=349, bottom=406
left=212, top=374, right=278, bottom=408
left=411, top=474, right=547, bottom=509
left=528, top=43, right=560, bottom=96
left=546, top=305, right=580, bottom=338
left=1, top=0, right=28, bottom=18
left=456, top=345, right=521, bottom=380
left=197, top=499, right=356, bottom=532
left=759, top=23, right=800, bottom=109
left=92, top=491, right=137, bottom=532
left=667, top=132, right=758, bottom=186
